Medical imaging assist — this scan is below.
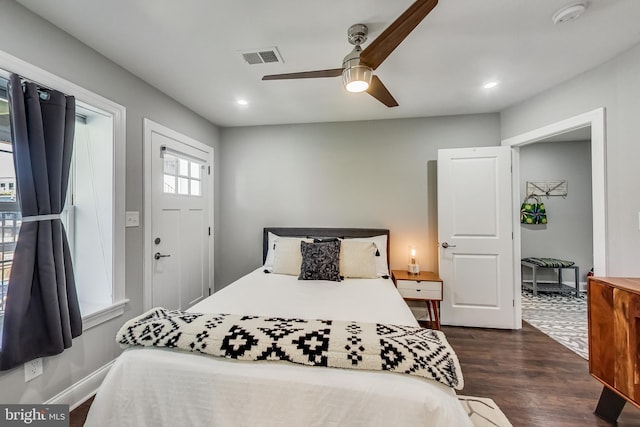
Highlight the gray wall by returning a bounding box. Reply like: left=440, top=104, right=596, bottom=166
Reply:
left=218, top=114, right=500, bottom=289
left=520, top=140, right=593, bottom=284
left=0, top=0, right=221, bottom=403
left=501, top=42, right=640, bottom=276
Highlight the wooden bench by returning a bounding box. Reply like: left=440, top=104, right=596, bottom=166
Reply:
left=521, top=257, right=579, bottom=296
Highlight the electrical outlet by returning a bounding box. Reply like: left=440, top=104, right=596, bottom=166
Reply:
left=24, top=358, right=43, bottom=382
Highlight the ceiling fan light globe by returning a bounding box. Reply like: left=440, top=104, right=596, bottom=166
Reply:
left=346, top=81, right=369, bottom=93
left=342, top=66, right=372, bottom=93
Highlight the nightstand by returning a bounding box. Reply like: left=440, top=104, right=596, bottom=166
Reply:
left=391, top=270, right=443, bottom=330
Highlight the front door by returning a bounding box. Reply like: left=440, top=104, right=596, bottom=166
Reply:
left=437, top=146, right=515, bottom=328
left=149, top=123, right=211, bottom=310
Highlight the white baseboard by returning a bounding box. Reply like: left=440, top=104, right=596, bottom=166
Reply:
left=45, top=360, right=114, bottom=411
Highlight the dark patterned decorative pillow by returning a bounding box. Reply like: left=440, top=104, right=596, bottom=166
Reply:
left=299, top=240, right=342, bottom=282
left=313, top=237, right=340, bottom=243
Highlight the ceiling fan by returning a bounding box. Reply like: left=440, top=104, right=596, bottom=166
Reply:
left=262, top=0, right=438, bottom=108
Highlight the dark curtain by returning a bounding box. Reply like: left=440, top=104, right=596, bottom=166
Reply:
left=0, top=74, right=81, bottom=371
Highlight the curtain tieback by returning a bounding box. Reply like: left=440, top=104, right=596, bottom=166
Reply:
left=21, top=214, right=62, bottom=223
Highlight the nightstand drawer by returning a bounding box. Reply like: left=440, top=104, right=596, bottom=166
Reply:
left=396, top=280, right=442, bottom=300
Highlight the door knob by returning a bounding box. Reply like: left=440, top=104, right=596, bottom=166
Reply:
left=154, top=252, right=171, bottom=260
left=441, top=242, right=457, bottom=249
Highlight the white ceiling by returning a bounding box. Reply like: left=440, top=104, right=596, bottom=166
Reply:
left=16, top=0, right=640, bottom=127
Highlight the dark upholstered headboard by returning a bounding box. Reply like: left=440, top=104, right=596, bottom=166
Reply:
left=263, top=227, right=390, bottom=265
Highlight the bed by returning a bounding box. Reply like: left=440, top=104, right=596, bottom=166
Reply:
left=84, top=228, right=471, bottom=427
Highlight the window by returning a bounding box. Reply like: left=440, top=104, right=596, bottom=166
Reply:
left=0, top=52, right=127, bottom=333
left=66, top=105, right=116, bottom=317
left=163, top=153, right=203, bottom=196
left=0, top=78, right=19, bottom=331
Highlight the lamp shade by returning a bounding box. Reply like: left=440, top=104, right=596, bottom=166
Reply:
left=342, top=65, right=372, bottom=93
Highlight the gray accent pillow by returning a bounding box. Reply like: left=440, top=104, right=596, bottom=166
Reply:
left=298, top=240, right=342, bottom=282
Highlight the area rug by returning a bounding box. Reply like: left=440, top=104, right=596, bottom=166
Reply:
left=521, top=291, right=588, bottom=360
left=458, top=395, right=512, bottom=427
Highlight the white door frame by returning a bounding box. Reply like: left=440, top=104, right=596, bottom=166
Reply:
left=502, top=108, right=607, bottom=328
left=143, top=118, right=214, bottom=310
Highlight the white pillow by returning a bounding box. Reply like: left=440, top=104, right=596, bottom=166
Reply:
left=339, top=240, right=378, bottom=278
left=263, top=232, right=279, bottom=271
left=344, top=235, right=389, bottom=277
left=272, top=237, right=312, bottom=276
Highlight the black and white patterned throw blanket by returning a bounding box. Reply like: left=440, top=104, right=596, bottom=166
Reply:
left=116, top=308, right=464, bottom=390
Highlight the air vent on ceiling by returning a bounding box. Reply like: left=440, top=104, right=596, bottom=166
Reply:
left=239, top=47, right=284, bottom=65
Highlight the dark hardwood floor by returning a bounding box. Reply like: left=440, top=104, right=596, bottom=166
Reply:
left=70, top=322, right=640, bottom=426
left=443, top=322, right=640, bottom=427
left=70, top=396, right=92, bottom=427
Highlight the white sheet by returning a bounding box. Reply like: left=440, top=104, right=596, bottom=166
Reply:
left=190, top=268, right=418, bottom=325
left=85, top=268, right=472, bottom=427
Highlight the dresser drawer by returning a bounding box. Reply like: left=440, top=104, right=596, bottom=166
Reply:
left=396, top=279, right=442, bottom=300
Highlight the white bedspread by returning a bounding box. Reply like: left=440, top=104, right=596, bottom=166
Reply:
left=85, top=268, right=472, bottom=427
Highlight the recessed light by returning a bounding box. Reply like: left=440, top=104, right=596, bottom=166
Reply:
left=236, top=99, right=249, bottom=106
left=483, top=81, right=499, bottom=89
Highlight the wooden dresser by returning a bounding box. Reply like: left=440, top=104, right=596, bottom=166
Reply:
left=588, top=276, right=640, bottom=422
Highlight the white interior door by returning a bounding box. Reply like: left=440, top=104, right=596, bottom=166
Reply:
left=437, top=146, right=515, bottom=328
left=150, top=128, right=211, bottom=311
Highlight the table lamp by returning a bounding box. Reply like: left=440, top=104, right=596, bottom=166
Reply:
left=408, top=247, right=420, bottom=274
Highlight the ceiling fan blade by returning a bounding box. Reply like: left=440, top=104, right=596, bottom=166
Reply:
left=360, top=0, right=438, bottom=70
left=262, top=68, right=343, bottom=80
left=366, top=76, right=398, bottom=107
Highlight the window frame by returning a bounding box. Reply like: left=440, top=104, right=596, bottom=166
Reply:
left=0, top=50, right=128, bottom=330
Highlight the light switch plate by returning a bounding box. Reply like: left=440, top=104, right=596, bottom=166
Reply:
left=125, top=211, right=139, bottom=227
